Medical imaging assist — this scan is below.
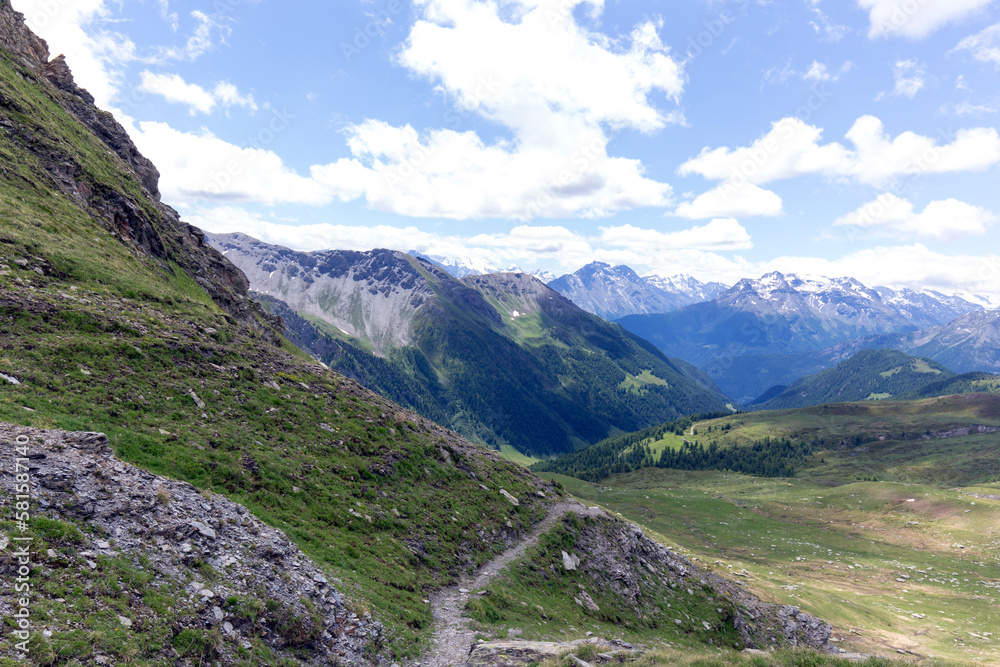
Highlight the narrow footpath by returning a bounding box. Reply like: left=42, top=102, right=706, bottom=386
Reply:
left=417, top=500, right=604, bottom=667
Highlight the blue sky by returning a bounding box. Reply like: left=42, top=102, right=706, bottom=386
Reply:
left=11, top=0, right=1000, bottom=298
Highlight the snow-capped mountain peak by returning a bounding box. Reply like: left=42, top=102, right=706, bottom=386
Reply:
left=549, top=264, right=729, bottom=320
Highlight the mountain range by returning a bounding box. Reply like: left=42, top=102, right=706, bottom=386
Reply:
left=616, top=271, right=992, bottom=402
left=547, top=261, right=728, bottom=320
left=209, top=232, right=729, bottom=457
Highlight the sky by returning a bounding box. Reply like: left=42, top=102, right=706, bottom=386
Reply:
left=10, top=0, right=1000, bottom=299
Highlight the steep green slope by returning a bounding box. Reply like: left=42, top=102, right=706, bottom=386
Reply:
left=0, top=11, right=551, bottom=658
left=751, top=349, right=956, bottom=410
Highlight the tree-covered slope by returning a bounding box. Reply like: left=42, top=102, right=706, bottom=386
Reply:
left=750, top=349, right=957, bottom=410
left=535, top=394, right=1000, bottom=487
left=218, top=236, right=730, bottom=458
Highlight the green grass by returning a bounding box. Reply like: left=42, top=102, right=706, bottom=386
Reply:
left=499, top=444, right=542, bottom=466
left=0, top=280, right=550, bottom=659
left=538, top=470, right=1000, bottom=666
left=620, top=369, right=670, bottom=394
left=911, top=359, right=943, bottom=375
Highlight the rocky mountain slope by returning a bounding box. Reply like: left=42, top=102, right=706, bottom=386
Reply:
left=548, top=262, right=727, bottom=320
left=0, top=424, right=381, bottom=666
left=209, top=233, right=729, bottom=458
left=617, top=272, right=985, bottom=403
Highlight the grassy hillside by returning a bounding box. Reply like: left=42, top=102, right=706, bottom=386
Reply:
left=751, top=349, right=957, bottom=410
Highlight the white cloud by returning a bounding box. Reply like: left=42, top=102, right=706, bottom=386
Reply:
left=212, top=81, right=257, bottom=111
left=599, top=219, right=753, bottom=251
left=939, top=100, right=1000, bottom=115
left=858, top=0, right=995, bottom=39
left=804, top=62, right=832, bottom=81
left=188, top=206, right=752, bottom=273
left=890, top=59, right=925, bottom=97
left=953, top=22, right=1000, bottom=65
left=807, top=3, right=850, bottom=41
left=803, top=60, right=853, bottom=82
left=130, top=121, right=331, bottom=207
left=833, top=193, right=995, bottom=241
left=307, top=0, right=684, bottom=219
left=764, top=244, right=1000, bottom=298
left=400, top=1, right=684, bottom=134
left=17, top=0, right=684, bottom=220
left=678, top=115, right=1000, bottom=189
left=12, top=0, right=135, bottom=109
left=191, top=208, right=1000, bottom=299
left=673, top=182, right=784, bottom=219
left=139, top=72, right=214, bottom=114
left=139, top=71, right=257, bottom=115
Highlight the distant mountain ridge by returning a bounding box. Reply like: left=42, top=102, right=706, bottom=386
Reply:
left=209, top=232, right=729, bottom=457
left=548, top=261, right=728, bottom=320
left=617, top=271, right=987, bottom=402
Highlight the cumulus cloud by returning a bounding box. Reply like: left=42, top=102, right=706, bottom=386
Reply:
left=130, top=121, right=331, bottom=207
left=139, top=71, right=257, bottom=115
left=673, top=182, right=783, bottom=219
left=16, top=0, right=688, bottom=219
left=858, top=0, right=995, bottom=39
left=308, top=0, right=685, bottom=219
left=952, top=22, right=1000, bottom=65
left=833, top=193, right=996, bottom=241
left=12, top=0, right=135, bottom=109
left=678, top=115, right=1000, bottom=189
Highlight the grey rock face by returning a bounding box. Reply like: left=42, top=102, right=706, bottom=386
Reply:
left=0, top=423, right=381, bottom=666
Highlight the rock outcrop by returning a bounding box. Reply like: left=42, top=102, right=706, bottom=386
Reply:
left=548, top=513, right=831, bottom=652
left=0, top=423, right=381, bottom=665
